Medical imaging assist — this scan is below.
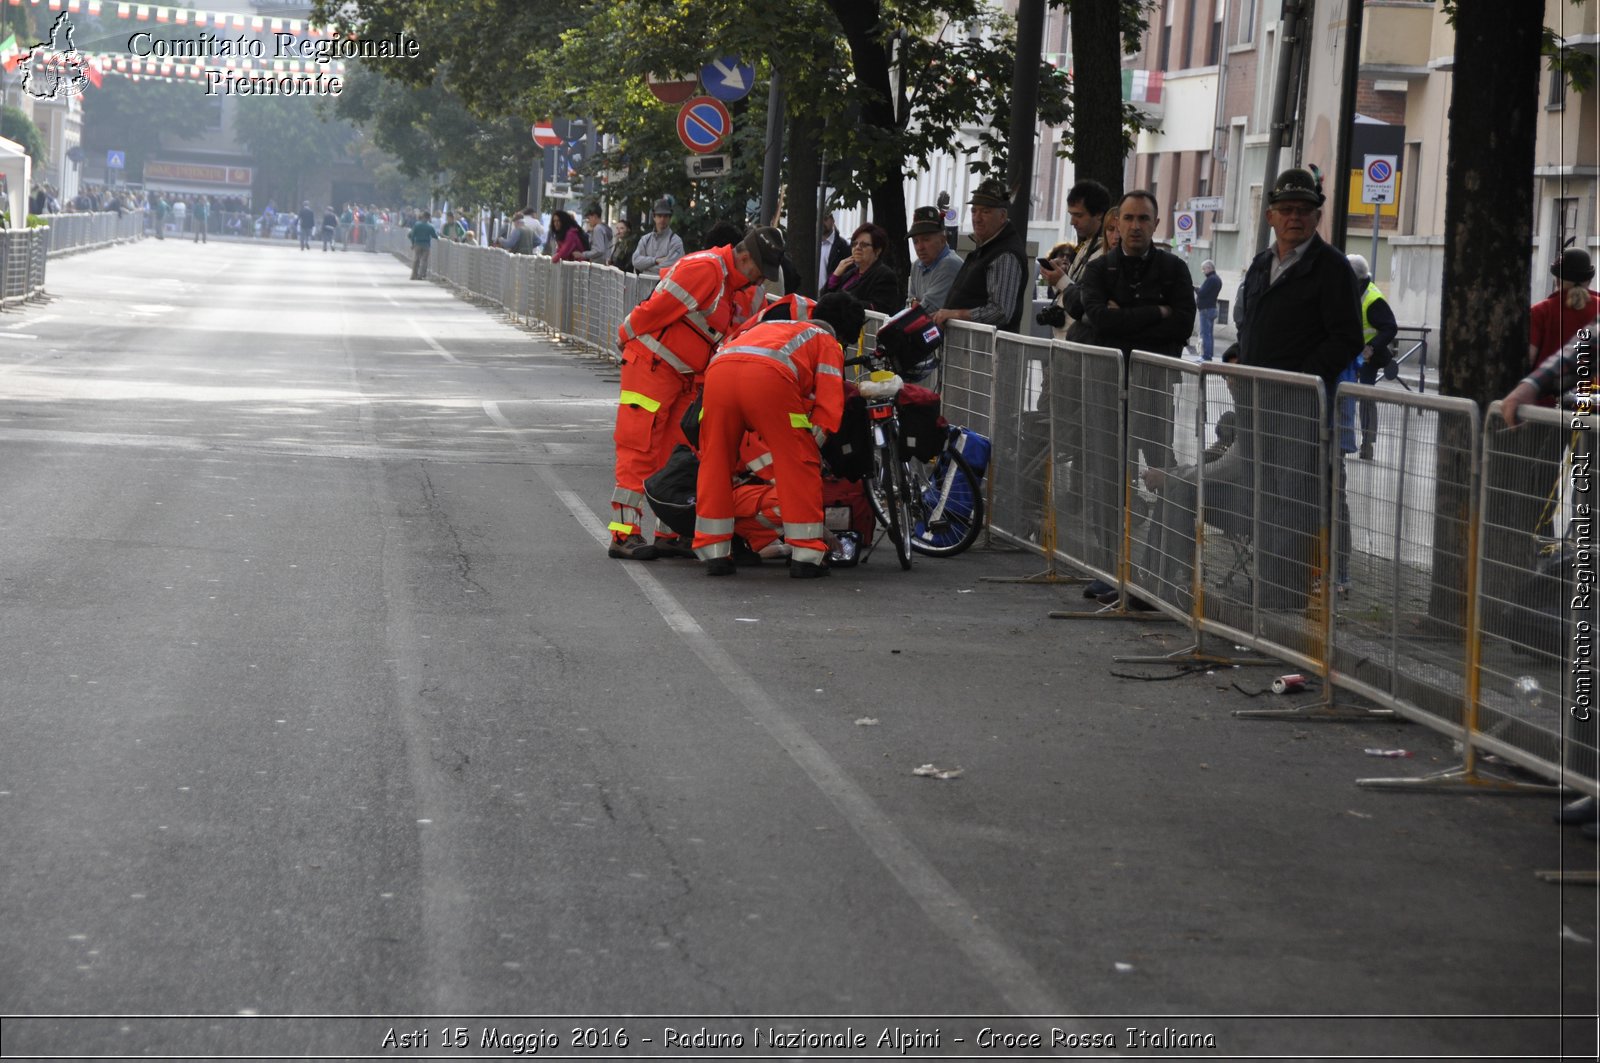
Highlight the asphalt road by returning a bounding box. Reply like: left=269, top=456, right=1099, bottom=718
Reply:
left=0, top=238, right=1594, bottom=1061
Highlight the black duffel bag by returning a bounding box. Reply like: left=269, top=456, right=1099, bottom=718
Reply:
left=644, top=444, right=699, bottom=538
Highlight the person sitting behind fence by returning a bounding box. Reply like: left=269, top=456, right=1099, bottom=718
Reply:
left=1131, top=344, right=1251, bottom=607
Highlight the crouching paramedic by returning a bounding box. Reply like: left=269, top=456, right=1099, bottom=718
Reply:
left=608, top=226, right=787, bottom=560
left=693, top=293, right=866, bottom=579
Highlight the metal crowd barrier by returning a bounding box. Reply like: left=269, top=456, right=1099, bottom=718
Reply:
left=1329, top=384, right=1480, bottom=730
left=985, top=333, right=1056, bottom=560
left=939, top=321, right=997, bottom=439
left=37, top=210, right=145, bottom=256
left=1463, top=404, right=1594, bottom=796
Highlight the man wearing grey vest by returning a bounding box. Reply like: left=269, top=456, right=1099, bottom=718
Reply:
left=932, top=180, right=1027, bottom=333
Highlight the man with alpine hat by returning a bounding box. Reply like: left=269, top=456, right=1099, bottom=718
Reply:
left=607, top=226, right=786, bottom=560
left=1234, top=165, right=1363, bottom=610
left=933, top=179, right=1028, bottom=333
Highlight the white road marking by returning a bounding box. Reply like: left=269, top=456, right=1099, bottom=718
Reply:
left=6, top=315, right=54, bottom=329
left=406, top=318, right=461, bottom=363
left=482, top=397, right=1067, bottom=1018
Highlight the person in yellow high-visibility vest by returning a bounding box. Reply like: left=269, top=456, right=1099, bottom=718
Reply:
left=1346, top=254, right=1398, bottom=460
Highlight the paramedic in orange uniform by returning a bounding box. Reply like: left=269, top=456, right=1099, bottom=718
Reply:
left=693, top=293, right=866, bottom=579
left=607, top=227, right=787, bottom=560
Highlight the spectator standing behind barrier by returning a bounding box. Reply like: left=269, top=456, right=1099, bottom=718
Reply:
left=818, top=213, right=850, bottom=294
left=581, top=205, right=613, bottom=263
left=906, top=206, right=963, bottom=314
left=693, top=294, right=864, bottom=579
left=1041, top=179, right=1112, bottom=342
left=408, top=210, right=438, bottom=280
left=171, top=196, right=187, bottom=237
left=606, top=226, right=785, bottom=561
left=1343, top=254, right=1398, bottom=459
left=934, top=179, right=1028, bottom=333
left=192, top=196, right=209, bottom=244
left=824, top=222, right=898, bottom=313
left=1078, top=189, right=1197, bottom=470
left=608, top=218, right=636, bottom=272
left=633, top=199, right=684, bottom=274
left=1195, top=259, right=1221, bottom=361
left=1235, top=166, right=1364, bottom=610
left=340, top=204, right=354, bottom=250
left=549, top=210, right=589, bottom=263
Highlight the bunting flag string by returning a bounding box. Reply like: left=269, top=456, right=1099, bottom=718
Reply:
left=4, top=0, right=336, bottom=39
left=31, top=48, right=347, bottom=79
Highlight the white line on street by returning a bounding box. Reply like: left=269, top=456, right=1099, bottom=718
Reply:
left=0, top=332, right=40, bottom=340
left=6, top=315, right=54, bottom=329
left=407, top=318, right=461, bottom=363
left=481, top=397, right=1068, bottom=1020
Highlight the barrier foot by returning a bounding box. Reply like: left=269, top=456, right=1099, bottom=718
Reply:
left=1049, top=603, right=1179, bottom=623
left=1355, top=764, right=1561, bottom=795
left=983, top=567, right=1084, bottom=585
left=1235, top=694, right=1397, bottom=721
left=1534, top=870, right=1599, bottom=886
left=1115, top=641, right=1277, bottom=667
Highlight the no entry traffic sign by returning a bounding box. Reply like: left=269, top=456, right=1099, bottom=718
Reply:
left=677, top=96, right=731, bottom=154
left=532, top=121, right=562, bottom=148
left=647, top=71, right=697, bottom=104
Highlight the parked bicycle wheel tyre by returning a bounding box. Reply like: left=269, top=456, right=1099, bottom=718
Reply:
left=908, top=447, right=984, bottom=557
left=866, top=422, right=914, bottom=570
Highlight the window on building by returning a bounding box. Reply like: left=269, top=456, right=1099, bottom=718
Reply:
left=1235, top=0, right=1256, bottom=45
left=1208, top=0, right=1223, bottom=65
left=1548, top=67, right=1567, bottom=110
left=1159, top=0, right=1173, bottom=69
left=1556, top=196, right=1581, bottom=250
left=1400, top=142, right=1422, bottom=235
left=202, top=97, right=224, bottom=132
left=1182, top=0, right=1198, bottom=68
left=1225, top=123, right=1244, bottom=223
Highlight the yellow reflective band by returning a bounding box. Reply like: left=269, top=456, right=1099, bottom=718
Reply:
left=789, top=413, right=813, bottom=429
left=607, top=521, right=635, bottom=534
left=619, top=390, right=662, bottom=413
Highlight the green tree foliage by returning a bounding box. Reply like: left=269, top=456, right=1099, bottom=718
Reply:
left=0, top=106, right=47, bottom=169
left=314, top=0, right=1152, bottom=262
left=331, top=65, right=526, bottom=207
left=231, top=95, right=357, bottom=209
left=81, top=78, right=210, bottom=177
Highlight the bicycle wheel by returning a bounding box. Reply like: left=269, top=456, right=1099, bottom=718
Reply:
left=908, top=446, right=985, bottom=557
left=866, top=421, right=913, bottom=569
left=886, top=452, right=914, bottom=570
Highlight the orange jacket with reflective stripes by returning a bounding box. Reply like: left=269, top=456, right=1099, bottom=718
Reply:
left=727, top=293, right=816, bottom=340
left=713, top=319, right=847, bottom=434
left=617, top=245, right=750, bottom=376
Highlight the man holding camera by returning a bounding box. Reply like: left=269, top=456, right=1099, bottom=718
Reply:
left=1038, top=179, right=1113, bottom=340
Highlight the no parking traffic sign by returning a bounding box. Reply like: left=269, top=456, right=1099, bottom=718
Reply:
left=1173, top=210, right=1196, bottom=243
left=677, top=96, right=732, bottom=154
left=1362, top=154, right=1398, bottom=205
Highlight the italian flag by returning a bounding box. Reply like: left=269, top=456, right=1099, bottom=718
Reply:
left=1122, top=68, right=1164, bottom=104
left=0, top=33, right=20, bottom=73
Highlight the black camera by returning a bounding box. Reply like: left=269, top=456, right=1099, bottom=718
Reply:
left=1035, top=302, right=1066, bottom=328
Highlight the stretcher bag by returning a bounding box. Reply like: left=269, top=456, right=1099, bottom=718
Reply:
left=644, top=444, right=699, bottom=538
left=876, top=305, right=943, bottom=381
left=822, top=475, right=873, bottom=567
left=895, top=382, right=947, bottom=461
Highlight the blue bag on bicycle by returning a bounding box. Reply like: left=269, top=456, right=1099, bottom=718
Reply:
left=950, top=426, right=990, bottom=479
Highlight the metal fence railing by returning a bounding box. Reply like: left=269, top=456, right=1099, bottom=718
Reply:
left=1327, top=384, right=1480, bottom=730
left=37, top=210, right=145, bottom=256
left=390, top=236, right=1596, bottom=800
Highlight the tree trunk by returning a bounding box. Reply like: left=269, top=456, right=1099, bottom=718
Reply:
left=1428, top=0, right=1545, bottom=623
left=826, top=0, right=910, bottom=305
left=787, top=108, right=823, bottom=299
left=1069, top=0, right=1128, bottom=200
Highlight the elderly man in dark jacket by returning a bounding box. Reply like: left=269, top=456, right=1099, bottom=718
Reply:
left=1234, top=166, right=1364, bottom=610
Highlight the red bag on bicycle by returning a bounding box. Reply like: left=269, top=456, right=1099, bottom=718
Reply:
left=820, top=380, right=872, bottom=481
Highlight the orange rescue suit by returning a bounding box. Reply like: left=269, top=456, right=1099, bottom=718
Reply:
left=692, top=320, right=845, bottom=565
left=609, top=245, right=751, bottom=540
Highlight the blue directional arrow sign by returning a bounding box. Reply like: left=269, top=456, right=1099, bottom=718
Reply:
left=677, top=96, right=732, bottom=154
left=700, top=56, right=754, bottom=102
